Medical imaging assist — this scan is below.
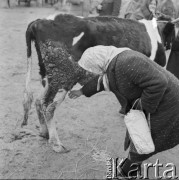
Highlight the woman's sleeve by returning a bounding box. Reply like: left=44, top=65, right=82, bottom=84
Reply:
left=81, top=76, right=105, bottom=97
left=124, top=57, right=168, bottom=114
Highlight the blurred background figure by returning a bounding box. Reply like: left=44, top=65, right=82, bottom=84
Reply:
left=172, top=0, right=179, bottom=18
left=7, top=0, right=10, bottom=7
left=81, top=0, right=92, bottom=17
left=88, top=0, right=103, bottom=17
left=124, top=0, right=157, bottom=20
left=157, top=0, right=176, bottom=19
left=97, top=0, right=122, bottom=16
left=118, top=0, right=131, bottom=18
left=0, top=0, right=11, bottom=8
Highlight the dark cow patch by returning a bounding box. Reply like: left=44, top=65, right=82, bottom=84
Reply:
left=26, top=14, right=167, bottom=81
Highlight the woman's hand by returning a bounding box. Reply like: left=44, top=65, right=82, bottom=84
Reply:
left=68, top=89, right=83, bottom=99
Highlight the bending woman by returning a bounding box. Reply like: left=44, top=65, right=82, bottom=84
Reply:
left=69, top=45, right=179, bottom=179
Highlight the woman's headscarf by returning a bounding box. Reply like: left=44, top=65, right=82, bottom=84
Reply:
left=78, top=45, right=130, bottom=91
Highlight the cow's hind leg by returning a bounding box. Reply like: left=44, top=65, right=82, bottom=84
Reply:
left=39, top=78, right=68, bottom=153
left=44, top=89, right=68, bottom=153
left=22, top=57, right=33, bottom=127
left=38, top=40, right=70, bottom=152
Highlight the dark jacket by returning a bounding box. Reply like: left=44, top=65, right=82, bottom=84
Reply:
left=166, top=31, right=179, bottom=79
left=98, top=0, right=121, bottom=16
left=81, top=50, right=179, bottom=161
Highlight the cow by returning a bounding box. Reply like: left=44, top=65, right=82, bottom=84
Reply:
left=22, top=14, right=166, bottom=152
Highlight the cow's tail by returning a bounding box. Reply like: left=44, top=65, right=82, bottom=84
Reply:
left=22, top=21, right=35, bottom=127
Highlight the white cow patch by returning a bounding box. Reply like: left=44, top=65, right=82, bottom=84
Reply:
left=139, top=18, right=162, bottom=61
left=46, top=14, right=58, bottom=20
left=72, top=32, right=84, bottom=46
left=77, top=16, right=84, bottom=19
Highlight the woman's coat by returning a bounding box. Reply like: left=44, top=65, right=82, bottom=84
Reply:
left=81, top=50, right=179, bottom=161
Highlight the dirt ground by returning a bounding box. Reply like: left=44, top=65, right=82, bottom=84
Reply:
left=0, top=6, right=179, bottom=179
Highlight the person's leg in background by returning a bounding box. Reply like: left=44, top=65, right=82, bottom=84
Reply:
left=7, top=0, right=10, bottom=7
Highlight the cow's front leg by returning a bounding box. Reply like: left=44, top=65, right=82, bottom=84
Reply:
left=44, top=89, right=68, bottom=153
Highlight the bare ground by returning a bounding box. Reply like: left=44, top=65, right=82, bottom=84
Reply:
left=0, top=7, right=178, bottom=179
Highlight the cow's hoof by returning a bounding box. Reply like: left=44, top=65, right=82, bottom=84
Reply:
left=39, top=124, right=49, bottom=139
left=21, top=118, right=28, bottom=127
left=39, top=131, right=49, bottom=139
left=49, top=137, right=70, bottom=153
left=21, top=121, right=27, bottom=127
left=52, top=144, right=70, bottom=153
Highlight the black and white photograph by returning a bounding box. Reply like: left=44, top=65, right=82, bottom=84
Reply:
left=0, top=0, right=179, bottom=179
